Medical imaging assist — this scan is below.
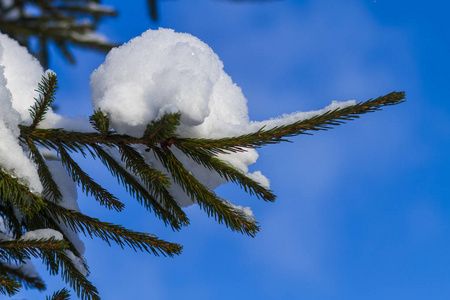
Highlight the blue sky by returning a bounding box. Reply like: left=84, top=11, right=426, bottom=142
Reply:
left=13, top=0, right=450, bottom=299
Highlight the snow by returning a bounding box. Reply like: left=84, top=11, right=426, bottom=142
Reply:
left=45, top=160, right=80, bottom=212
left=4, top=261, right=40, bottom=278
left=0, top=33, right=93, bottom=194
left=248, top=99, right=356, bottom=133
left=88, top=28, right=247, bottom=206
left=90, top=28, right=249, bottom=138
left=65, top=250, right=88, bottom=276
left=0, top=33, right=45, bottom=125
left=0, top=120, right=42, bottom=192
left=46, top=159, right=86, bottom=254
left=90, top=28, right=354, bottom=207
left=71, top=32, right=109, bottom=44
left=91, top=28, right=354, bottom=140
left=90, top=28, right=354, bottom=138
left=247, top=171, right=270, bottom=189
left=0, top=231, right=12, bottom=241
left=0, top=33, right=92, bottom=131
left=0, top=44, right=43, bottom=192
left=86, top=2, right=116, bottom=13
left=221, top=199, right=255, bottom=222
left=20, top=229, right=63, bottom=241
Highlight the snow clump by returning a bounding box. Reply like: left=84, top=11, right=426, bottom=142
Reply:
left=0, top=33, right=43, bottom=192
left=90, top=28, right=266, bottom=206
left=90, top=28, right=250, bottom=138
left=90, top=28, right=355, bottom=207
left=0, top=32, right=93, bottom=194
left=90, top=28, right=356, bottom=139
left=20, top=228, right=64, bottom=241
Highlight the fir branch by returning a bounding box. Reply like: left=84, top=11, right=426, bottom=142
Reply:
left=20, top=92, right=405, bottom=153
left=0, top=2, right=117, bottom=67
left=0, top=168, right=45, bottom=217
left=152, top=146, right=260, bottom=237
left=57, top=143, right=125, bottom=211
left=43, top=200, right=183, bottom=257
left=47, top=288, right=71, bottom=300
left=41, top=249, right=99, bottom=300
left=174, top=91, right=406, bottom=154
left=176, top=145, right=276, bottom=202
left=26, top=139, right=63, bottom=202
left=118, top=144, right=188, bottom=224
left=0, top=273, right=21, bottom=296
left=91, top=144, right=189, bottom=229
left=29, top=72, right=58, bottom=129
left=0, top=261, right=46, bottom=291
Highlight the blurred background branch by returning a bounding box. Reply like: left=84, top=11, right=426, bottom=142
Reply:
left=0, top=0, right=277, bottom=68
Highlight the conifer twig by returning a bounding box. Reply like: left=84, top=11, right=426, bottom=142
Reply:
left=91, top=144, right=189, bottom=229
left=0, top=262, right=46, bottom=291
left=43, top=200, right=183, bottom=257
left=0, top=202, right=22, bottom=239
left=118, top=144, right=188, bottom=223
left=0, top=169, right=45, bottom=216
left=23, top=209, right=84, bottom=258
left=26, top=139, right=63, bottom=202
left=46, top=288, right=70, bottom=300
left=0, top=273, right=21, bottom=296
left=174, top=91, right=406, bottom=154
left=152, top=146, right=260, bottom=237
left=47, top=288, right=72, bottom=300
left=0, top=238, right=70, bottom=263
left=57, top=143, right=125, bottom=211
left=29, top=72, right=58, bottom=129
left=176, top=145, right=276, bottom=202
left=143, top=113, right=180, bottom=143
left=41, top=249, right=99, bottom=300
left=89, top=110, right=110, bottom=137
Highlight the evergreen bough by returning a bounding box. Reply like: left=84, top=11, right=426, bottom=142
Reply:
left=0, top=1, right=407, bottom=299
left=0, top=72, right=406, bottom=299
left=0, top=0, right=257, bottom=67
left=0, top=0, right=118, bottom=68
